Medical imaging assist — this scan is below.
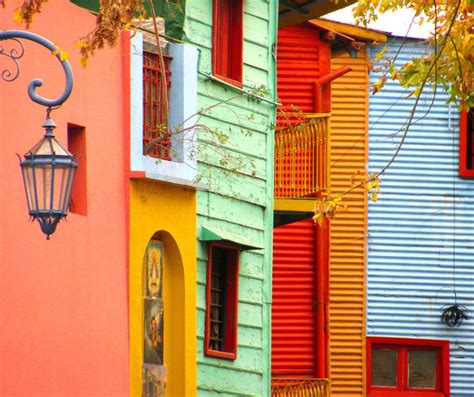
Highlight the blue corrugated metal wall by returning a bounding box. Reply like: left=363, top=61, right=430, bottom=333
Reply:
left=368, top=38, right=474, bottom=396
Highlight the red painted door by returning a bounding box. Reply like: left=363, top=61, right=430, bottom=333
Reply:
left=271, top=218, right=318, bottom=377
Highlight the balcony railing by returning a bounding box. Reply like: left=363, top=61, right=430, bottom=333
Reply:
left=274, top=113, right=330, bottom=199
left=271, top=378, right=330, bottom=397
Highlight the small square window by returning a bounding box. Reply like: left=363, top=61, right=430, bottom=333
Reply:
left=204, top=243, right=239, bottom=360
left=459, top=107, right=474, bottom=177
left=367, top=337, right=450, bottom=397
left=212, top=0, right=244, bottom=87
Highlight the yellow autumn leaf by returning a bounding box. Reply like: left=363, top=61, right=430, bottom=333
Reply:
left=124, top=22, right=132, bottom=30
left=60, top=51, right=69, bottom=62
left=13, top=8, right=23, bottom=24
left=371, top=191, right=378, bottom=202
left=51, top=49, right=60, bottom=56
left=80, top=56, right=88, bottom=68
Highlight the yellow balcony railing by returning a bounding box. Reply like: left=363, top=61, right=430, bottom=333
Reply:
left=271, top=378, right=331, bottom=397
left=274, top=113, right=330, bottom=199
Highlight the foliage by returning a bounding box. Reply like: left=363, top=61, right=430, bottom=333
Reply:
left=4, top=0, right=150, bottom=65
left=354, top=0, right=473, bottom=110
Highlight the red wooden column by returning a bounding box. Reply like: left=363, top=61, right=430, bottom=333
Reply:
left=315, top=217, right=330, bottom=378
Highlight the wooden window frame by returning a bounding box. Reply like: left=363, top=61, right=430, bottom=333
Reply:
left=204, top=242, right=239, bottom=360
left=143, top=49, right=172, bottom=160
left=367, top=337, right=450, bottom=397
left=459, top=108, right=474, bottom=177
left=212, top=0, right=244, bottom=87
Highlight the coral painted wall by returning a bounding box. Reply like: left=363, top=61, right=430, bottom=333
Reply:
left=0, top=1, right=129, bottom=395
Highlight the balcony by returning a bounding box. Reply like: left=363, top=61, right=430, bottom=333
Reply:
left=274, top=113, right=330, bottom=212
left=271, top=378, right=330, bottom=397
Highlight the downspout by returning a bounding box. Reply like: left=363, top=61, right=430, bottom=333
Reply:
left=314, top=65, right=351, bottom=379
left=313, top=66, right=352, bottom=113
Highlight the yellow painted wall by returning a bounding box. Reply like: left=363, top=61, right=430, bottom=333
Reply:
left=129, top=179, right=196, bottom=397
left=329, top=49, right=369, bottom=396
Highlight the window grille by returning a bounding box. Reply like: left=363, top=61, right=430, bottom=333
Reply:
left=143, top=50, right=172, bottom=160
left=205, top=243, right=239, bottom=360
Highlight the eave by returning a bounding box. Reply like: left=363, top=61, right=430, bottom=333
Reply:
left=314, top=18, right=388, bottom=43
left=279, top=0, right=357, bottom=28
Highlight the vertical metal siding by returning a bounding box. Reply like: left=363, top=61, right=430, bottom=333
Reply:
left=272, top=219, right=317, bottom=377
left=329, top=50, right=369, bottom=397
left=277, top=25, right=329, bottom=113
left=368, top=38, right=474, bottom=397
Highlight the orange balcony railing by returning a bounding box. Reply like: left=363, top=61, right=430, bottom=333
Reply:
left=271, top=378, right=330, bottom=397
left=274, top=113, right=330, bottom=199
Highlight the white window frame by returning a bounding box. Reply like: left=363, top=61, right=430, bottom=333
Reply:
left=130, top=33, right=199, bottom=187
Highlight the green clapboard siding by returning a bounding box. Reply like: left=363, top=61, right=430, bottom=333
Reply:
left=184, top=0, right=278, bottom=395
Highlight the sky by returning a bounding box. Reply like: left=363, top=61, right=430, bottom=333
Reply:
left=323, top=4, right=433, bottom=39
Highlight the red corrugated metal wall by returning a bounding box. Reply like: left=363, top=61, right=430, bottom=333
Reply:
left=271, top=219, right=317, bottom=377
left=277, top=25, right=330, bottom=113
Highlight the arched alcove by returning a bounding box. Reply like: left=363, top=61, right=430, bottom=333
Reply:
left=141, top=230, right=185, bottom=396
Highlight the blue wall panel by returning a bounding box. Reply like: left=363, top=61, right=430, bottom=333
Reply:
left=368, top=38, right=474, bottom=396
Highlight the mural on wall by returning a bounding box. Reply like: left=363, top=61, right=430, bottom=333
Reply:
left=143, top=239, right=166, bottom=395
left=142, top=364, right=166, bottom=397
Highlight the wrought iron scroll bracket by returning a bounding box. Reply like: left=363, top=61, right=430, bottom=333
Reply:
left=0, top=30, right=73, bottom=108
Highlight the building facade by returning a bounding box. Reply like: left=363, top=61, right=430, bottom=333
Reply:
left=0, top=1, right=130, bottom=395
left=367, top=37, right=474, bottom=397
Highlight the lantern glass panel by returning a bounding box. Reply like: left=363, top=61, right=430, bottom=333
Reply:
left=21, top=163, right=36, bottom=212
left=55, top=163, right=76, bottom=212
left=36, top=164, right=53, bottom=210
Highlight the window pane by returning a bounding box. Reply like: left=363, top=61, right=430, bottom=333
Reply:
left=209, top=248, right=227, bottom=351
left=408, top=350, right=437, bottom=389
left=372, top=348, right=398, bottom=387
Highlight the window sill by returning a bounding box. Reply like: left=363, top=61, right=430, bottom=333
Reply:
left=129, top=155, right=207, bottom=190
left=369, top=391, right=446, bottom=397
left=204, top=349, right=237, bottom=361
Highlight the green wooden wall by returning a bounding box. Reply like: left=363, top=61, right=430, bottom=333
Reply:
left=184, top=0, right=277, bottom=395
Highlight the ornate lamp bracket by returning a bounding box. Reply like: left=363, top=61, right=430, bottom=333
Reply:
left=0, top=29, right=73, bottom=108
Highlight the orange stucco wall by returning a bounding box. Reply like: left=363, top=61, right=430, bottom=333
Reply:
left=0, top=1, right=130, bottom=395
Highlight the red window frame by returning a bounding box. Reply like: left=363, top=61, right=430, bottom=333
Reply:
left=143, top=50, right=172, bottom=160
left=459, top=108, right=474, bottom=177
left=212, top=0, right=244, bottom=87
left=204, top=242, right=239, bottom=360
left=367, top=337, right=450, bottom=397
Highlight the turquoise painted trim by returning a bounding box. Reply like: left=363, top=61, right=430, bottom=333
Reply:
left=200, top=226, right=263, bottom=250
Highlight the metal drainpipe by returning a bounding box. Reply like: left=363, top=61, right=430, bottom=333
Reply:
left=313, top=65, right=351, bottom=378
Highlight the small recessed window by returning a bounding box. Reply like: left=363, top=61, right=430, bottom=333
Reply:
left=459, top=107, right=474, bottom=177
left=367, top=337, right=450, bottom=397
left=212, top=0, right=244, bottom=87
left=67, top=123, right=87, bottom=216
left=204, top=243, right=239, bottom=360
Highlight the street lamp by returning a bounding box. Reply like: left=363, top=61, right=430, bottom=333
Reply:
left=0, top=30, right=77, bottom=239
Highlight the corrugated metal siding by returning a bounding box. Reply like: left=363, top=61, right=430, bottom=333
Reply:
left=277, top=25, right=330, bottom=113
left=329, top=49, right=369, bottom=397
left=272, top=219, right=317, bottom=377
left=368, top=38, right=474, bottom=397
